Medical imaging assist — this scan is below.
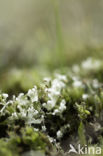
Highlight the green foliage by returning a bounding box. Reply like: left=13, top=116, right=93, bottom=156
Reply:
left=51, top=0, right=65, bottom=66
left=78, top=122, right=86, bottom=145
left=0, top=127, right=50, bottom=156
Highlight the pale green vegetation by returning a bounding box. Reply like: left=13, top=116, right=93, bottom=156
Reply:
left=0, top=0, right=103, bottom=156
left=0, top=58, right=103, bottom=155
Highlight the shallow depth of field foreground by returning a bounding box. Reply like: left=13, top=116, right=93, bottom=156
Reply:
left=0, top=1, right=103, bottom=156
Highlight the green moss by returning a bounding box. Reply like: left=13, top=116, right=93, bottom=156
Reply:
left=0, top=58, right=103, bottom=155
left=0, top=127, right=51, bottom=156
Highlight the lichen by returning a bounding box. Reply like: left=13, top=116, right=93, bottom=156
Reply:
left=0, top=58, right=103, bottom=155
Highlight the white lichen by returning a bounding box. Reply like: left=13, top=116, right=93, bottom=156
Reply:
left=43, top=75, right=66, bottom=110
left=27, top=86, right=38, bottom=103
left=57, top=130, right=63, bottom=139
left=81, top=58, right=101, bottom=70
left=2, top=93, right=8, bottom=100
left=82, top=94, right=89, bottom=100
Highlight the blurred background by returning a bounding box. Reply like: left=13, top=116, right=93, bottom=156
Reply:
left=0, top=0, right=103, bottom=94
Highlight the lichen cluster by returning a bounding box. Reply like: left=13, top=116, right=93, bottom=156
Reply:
left=0, top=58, right=103, bottom=156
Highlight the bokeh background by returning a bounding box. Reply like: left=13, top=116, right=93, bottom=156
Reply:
left=0, top=0, right=103, bottom=94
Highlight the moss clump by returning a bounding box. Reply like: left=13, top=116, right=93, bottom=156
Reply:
left=0, top=127, right=52, bottom=156
left=0, top=58, right=103, bottom=155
